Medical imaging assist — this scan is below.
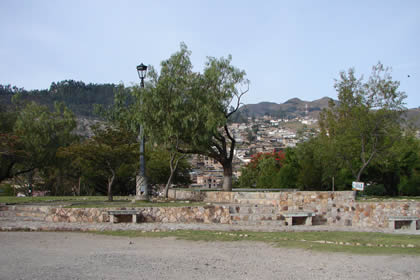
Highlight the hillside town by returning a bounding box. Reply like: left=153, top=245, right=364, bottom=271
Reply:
left=190, top=114, right=318, bottom=188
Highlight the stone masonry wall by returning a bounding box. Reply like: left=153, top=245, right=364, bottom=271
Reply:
left=351, top=201, right=420, bottom=229
left=203, top=191, right=354, bottom=206
left=173, top=191, right=420, bottom=229
left=4, top=191, right=419, bottom=230
left=167, top=189, right=206, bottom=201
left=44, top=205, right=230, bottom=224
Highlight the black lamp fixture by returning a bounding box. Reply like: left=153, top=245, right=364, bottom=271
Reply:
left=136, top=63, right=148, bottom=86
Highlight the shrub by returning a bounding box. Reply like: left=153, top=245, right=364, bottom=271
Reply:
left=239, top=150, right=294, bottom=189
left=0, top=184, right=14, bottom=196
left=399, top=176, right=420, bottom=196
left=363, top=184, right=387, bottom=196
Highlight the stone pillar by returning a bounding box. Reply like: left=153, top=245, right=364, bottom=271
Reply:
left=110, top=215, right=115, bottom=223
left=389, top=220, right=395, bottom=230
left=132, top=214, right=137, bottom=223
left=410, top=220, right=417, bottom=232
left=305, top=216, right=313, bottom=226
left=286, top=217, right=293, bottom=226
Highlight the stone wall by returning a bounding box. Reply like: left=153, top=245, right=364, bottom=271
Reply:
left=167, top=189, right=207, bottom=201
left=351, top=202, right=420, bottom=229
left=169, top=190, right=420, bottom=229
left=203, top=191, right=355, bottom=206
left=44, top=205, right=230, bottom=224
left=3, top=191, right=419, bottom=230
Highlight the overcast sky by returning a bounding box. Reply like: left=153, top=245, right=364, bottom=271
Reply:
left=1, top=0, right=419, bottom=107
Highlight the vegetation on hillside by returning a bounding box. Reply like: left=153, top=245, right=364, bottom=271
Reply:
left=0, top=81, right=118, bottom=117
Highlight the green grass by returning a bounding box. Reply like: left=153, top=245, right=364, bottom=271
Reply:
left=357, top=196, right=420, bottom=202
left=65, top=200, right=206, bottom=208
left=0, top=196, right=206, bottom=208
left=96, top=230, right=420, bottom=255
left=0, top=196, right=110, bottom=204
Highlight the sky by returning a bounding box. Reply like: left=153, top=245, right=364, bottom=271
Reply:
left=1, top=0, right=419, bottom=107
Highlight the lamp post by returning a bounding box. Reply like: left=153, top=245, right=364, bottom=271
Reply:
left=136, top=63, right=148, bottom=200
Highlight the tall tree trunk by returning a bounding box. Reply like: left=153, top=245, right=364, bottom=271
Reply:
left=107, top=172, right=115, bottom=202
left=164, top=169, right=175, bottom=198
left=77, top=176, right=81, bottom=196
left=164, top=153, right=176, bottom=198
left=164, top=152, right=185, bottom=198
left=222, top=161, right=233, bottom=191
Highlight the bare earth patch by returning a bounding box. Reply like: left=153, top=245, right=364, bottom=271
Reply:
left=0, top=232, right=419, bottom=280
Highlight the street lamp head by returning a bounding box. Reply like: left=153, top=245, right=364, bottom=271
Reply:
left=136, top=63, right=148, bottom=80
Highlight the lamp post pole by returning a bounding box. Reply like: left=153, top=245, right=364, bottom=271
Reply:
left=136, top=63, right=148, bottom=200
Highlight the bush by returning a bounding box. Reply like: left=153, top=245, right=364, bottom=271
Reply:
left=238, top=151, right=286, bottom=188
left=399, top=176, right=420, bottom=196
left=363, top=184, right=387, bottom=196
left=0, top=184, right=14, bottom=196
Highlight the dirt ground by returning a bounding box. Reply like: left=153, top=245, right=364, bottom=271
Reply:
left=0, top=232, right=419, bottom=280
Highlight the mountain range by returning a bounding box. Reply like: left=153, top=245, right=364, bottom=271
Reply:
left=238, top=97, right=335, bottom=119
left=238, top=97, right=420, bottom=127
left=1, top=81, right=419, bottom=127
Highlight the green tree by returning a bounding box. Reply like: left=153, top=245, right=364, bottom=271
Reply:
left=95, top=83, right=193, bottom=197
left=364, top=132, right=420, bottom=196
left=59, top=125, right=138, bottom=201
left=137, top=43, right=249, bottom=191
left=294, top=139, right=325, bottom=190
left=0, top=105, right=24, bottom=182
left=146, top=145, right=191, bottom=188
left=238, top=151, right=287, bottom=188
left=0, top=102, right=77, bottom=190
left=319, top=63, right=406, bottom=184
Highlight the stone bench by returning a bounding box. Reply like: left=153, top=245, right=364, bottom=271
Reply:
left=108, top=210, right=140, bottom=223
left=388, top=216, right=419, bottom=231
left=283, top=212, right=314, bottom=226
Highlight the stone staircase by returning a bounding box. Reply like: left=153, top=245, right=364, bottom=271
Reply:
left=0, top=204, right=48, bottom=222
left=228, top=204, right=287, bottom=226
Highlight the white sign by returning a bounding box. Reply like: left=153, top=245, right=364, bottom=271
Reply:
left=352, top=181, right=364, bottom=191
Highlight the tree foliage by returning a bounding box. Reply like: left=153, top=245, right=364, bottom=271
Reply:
left=137, top=43, right=249, bottom=191
left=319, top=62, right=406, bottom=182
left=0, top=102, right=77, bottom=186
left=58, top=125, right=138, bottom=201
left=238, top=151, right=288, bottom=188
left=1, top=80, right=118, bottom=117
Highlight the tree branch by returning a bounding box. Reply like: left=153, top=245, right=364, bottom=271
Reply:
left=226, top=84, right=249, bottom=119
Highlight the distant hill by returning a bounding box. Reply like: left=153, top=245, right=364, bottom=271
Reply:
left=2, top=82, right=420, bottom=128
left=235, top=98, right=420, bottom=129
left=404, top=108, right=420, bottom=128
left=0, top=81, right=119, bottom=117
left=238, top=97, right=336, bottom=119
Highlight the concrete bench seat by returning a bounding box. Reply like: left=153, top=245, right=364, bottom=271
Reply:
left=108, top=210, right=140, bottom=223
left=388, top=216, right=419, bottom=231
left=283, top=212, right=314, bottom=226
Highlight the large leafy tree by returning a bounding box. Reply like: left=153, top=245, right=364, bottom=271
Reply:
left=59, top=125, right=138, bottom=201
left=364, top=132, right=420, bottom=196
left=0, top=102, right=77, bottom=185
left=0, top=106, right=24, bottom=182
left=319, top=63, right=406, bottom=183
left=137, top=43, right=249, bottom=191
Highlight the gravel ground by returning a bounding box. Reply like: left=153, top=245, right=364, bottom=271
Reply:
left=0, top=232, right=419, bottom=280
